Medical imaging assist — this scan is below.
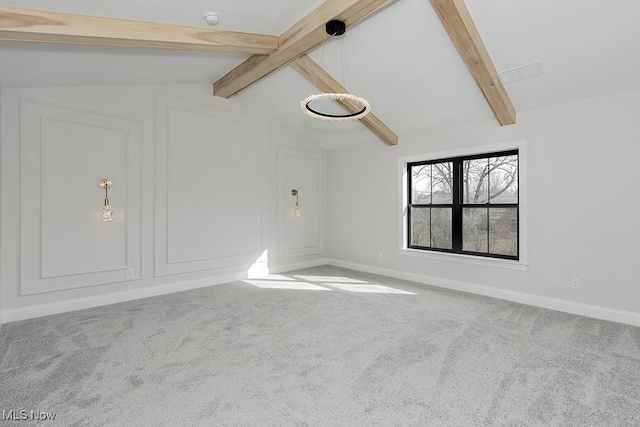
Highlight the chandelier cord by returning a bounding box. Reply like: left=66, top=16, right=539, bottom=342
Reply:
left=339, top=36, right=348, bottom=90
left=314, top=32, right=333, bottom=88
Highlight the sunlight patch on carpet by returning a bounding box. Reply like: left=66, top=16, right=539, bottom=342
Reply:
left=294, top=275, right=368, bottom=284
left=324, top=283, right=415, bottom=294
left=250, top=274, right=296, bottom=281
left=243, top=280, right=331, bottom=291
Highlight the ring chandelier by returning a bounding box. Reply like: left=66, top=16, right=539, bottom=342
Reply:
left=301, top=93, right=370, bottom=121
left=300, top=20, right=370, bottom=122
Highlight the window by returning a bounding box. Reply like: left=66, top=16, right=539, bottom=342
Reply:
left=407, top=150, right=519, bottom=260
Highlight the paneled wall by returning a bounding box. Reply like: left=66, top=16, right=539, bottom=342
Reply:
left=0, top=84, right=326, bottom=322
left=154, top=94, right=268, bottom=276
left=278, top=148, right=323, bottom=259
left=19, top=101, right=142, bottom=295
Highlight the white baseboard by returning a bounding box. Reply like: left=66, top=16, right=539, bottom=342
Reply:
left=1, top=258, right=328, bottom=323
left=7, top=256, right=637, bottom=328
left=1, top=274, right=243, bottom=324
left=327, top=259, right=640, bottom=327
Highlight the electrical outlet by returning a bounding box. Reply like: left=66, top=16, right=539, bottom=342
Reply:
left=571, top=277, right=580, bottom=289
left=126, top=268, right=135, bottom=279
left=378, top=252, right=384, bottom=259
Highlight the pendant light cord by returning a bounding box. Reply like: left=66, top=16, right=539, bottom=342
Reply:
left=339, top=36, right=348, bottom=90
left=314, top=32, right=350, bottom=90
left=313, top=33, right=333, bottom=88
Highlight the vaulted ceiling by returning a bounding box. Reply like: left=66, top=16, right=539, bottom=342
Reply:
left=1, top=0, right=639, bottom=150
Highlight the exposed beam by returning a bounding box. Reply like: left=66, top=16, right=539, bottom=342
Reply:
left=213, top=0, right=397, bottom=99
left=0, top=6, right=277, bottom=55
left=429, top=0, right=516, bottom=125
left=291, top=55, right=398, bottom=146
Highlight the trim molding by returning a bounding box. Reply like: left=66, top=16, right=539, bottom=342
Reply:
left=277, top=147, right=323, bottom=259
left=398, top=140, right=529, bottom=266
left=1, top=258, right=328, bottom=323
left=327, top=258, right=640, bottom=327
left=153, top=94, right=269, bottom=277
left=19, top=100, right=143, bottom=295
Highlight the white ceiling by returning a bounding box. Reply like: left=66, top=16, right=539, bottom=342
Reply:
left=466, top=0, right=640, bottom=112
left=0, top=0, right=319, bottom=34
left=1, top=0, right=639, bottom=149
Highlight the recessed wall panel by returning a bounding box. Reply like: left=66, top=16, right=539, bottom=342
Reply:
left=20, top=101, right=142, bottom=295
left=41, top=119, right=127, bottom=277
left=154, top=94, right=268, bottom=276
left=278, top=148, right=323, bottom=258
left=166, top=108, right=263, bottom=263
left=285, top=156, right=318, bottom=250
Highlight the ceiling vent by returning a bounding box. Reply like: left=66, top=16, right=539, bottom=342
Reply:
left=499, top=62, right=543, bottom=84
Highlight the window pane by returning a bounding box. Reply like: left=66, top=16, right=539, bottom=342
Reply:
left=431, top=162, right=453, bottom=204
left=463, top=159, right=489, bottom=204
left=410, top=207, right=430, bottom=247
left=489, top=155, right=518, bottom=203
left=463, top=208, right=488, bottom=253
left=489, top=208, right=518, bottom=256
left=431, top=208, right=452, bottom=249
left=411, top=164, right=431, bottom=204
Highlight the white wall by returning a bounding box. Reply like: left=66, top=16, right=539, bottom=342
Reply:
left=0, top=88, right=3, bottom=328
left=327, top=88, right=640, bottom=322
left=0, top=84, right=326, bottom=322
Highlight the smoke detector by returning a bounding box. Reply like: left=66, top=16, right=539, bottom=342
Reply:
left=203, top=13, right=219, bottom=26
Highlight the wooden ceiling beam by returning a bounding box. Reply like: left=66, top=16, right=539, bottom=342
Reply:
left=213, top=0, right=397, bottom=99
left=429, top=0, right=516, bottom=125
left=291, top=54, right=398, bottom=146
left=0, top=6, right=277, bottom=55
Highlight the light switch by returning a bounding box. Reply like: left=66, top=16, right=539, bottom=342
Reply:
left=116, top=213, right=125, bottom=223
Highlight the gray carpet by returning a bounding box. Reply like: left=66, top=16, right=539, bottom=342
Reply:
left=1, top=266, right=639, bottom=426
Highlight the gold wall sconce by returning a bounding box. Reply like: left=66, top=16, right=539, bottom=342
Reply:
left=99, top=179, right=113, bottom=222
left=291, top=189, right=301, bottom=217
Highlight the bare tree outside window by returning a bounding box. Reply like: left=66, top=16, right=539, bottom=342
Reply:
left=409, top=151, right=518, bottom=259
left=410, top=162, right=453, bottom=249
left=462, top=155, right=517, bottom=255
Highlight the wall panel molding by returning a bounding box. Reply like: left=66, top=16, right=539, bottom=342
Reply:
left=19, top=100, right=142, bottom=295
left=278, top=147, right=323, bottom=258
left=154, top=94, right=268, bottom=276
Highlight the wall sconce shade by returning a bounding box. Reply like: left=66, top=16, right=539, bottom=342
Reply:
left=291, top=189, right=301, bottom=217
left=100, top=179, right=113, bottom=222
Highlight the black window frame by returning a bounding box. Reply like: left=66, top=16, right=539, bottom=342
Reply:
left=407, top=149, right=519, bottom=261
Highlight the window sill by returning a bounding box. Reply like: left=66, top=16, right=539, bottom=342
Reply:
left=398, top=248, right=528, bottom=271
